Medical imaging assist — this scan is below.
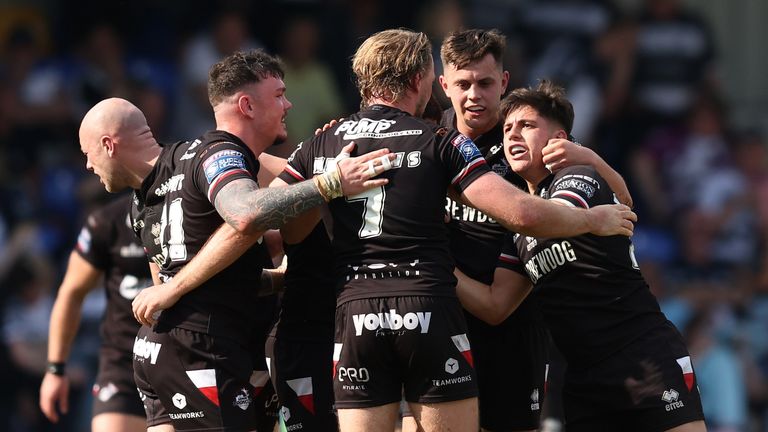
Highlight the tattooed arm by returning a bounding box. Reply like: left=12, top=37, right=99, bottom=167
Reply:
left=215, top=145, right=396, bottom=235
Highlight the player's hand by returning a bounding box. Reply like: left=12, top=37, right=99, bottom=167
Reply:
left=314, top=117, right=344, bottom=135
left=335, top=142, right=396, bottom=196
left=542, top=138, right=591, bottom=172
left=40, top=373, right=69, bottom=423
left=587, top=204, right=636, bottom=237
left=132, top=283, right=181, bottom=327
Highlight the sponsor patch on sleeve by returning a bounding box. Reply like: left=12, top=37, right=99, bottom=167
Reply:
left=553, top=175, right=597, bottom=198
left=202, top=149, right=247, bottom=184
left=452, top=134, right=482, bottom=162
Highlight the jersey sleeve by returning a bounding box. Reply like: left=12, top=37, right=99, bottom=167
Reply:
left=75, top=209, right=110, bottom=270
left=194, top=141, right=256, bottom=204
left=437, top=128, right=490, bottom=193
left=549, top=165, right=606, bottom=209
left=278, top=139, right=313, bottom=185
left=497, top=232, right=527, bottom=277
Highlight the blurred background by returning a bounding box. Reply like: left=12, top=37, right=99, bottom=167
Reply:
left=0, top=0, right=765, bottom=430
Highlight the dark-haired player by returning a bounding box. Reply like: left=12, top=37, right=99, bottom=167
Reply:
left=78, top=51, right=395, bottom=431
left=439, top=28, right=632, bottom=432
left=455, top=81, right=705, bottom=431
left=276, top=28, right=636, bottom=432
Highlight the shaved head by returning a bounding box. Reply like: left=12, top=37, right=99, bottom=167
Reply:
left=79, top=98, right=159, bottom=191
left=80, top=97, right=150, bottom=141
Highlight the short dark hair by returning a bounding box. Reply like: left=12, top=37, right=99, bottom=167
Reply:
left=208, top=49, right=285, bottom=106
left=500, top=80, right=574, bottom=134
left=441, top=28, right=506, bottom=70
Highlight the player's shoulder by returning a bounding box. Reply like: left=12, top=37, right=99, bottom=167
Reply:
left=554, top=164, right=601, bottom=180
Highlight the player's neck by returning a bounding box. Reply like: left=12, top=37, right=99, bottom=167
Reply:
left=455, top=120, right=494, bottom=141
left=524, top=169, right=551, bottom=195
left=367, top=95, right=419, bottom=116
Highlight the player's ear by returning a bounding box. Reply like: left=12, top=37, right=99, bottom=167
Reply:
left=554, top=130, right=568, bottom=140
left=102, top=135, right=116, bottom=156
left=237, top=94, right=254, bottom=118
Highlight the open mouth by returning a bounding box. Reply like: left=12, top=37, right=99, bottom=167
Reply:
left=466, top=106, right=485, bottom=114
left=508, top=144, right=527, bottom=158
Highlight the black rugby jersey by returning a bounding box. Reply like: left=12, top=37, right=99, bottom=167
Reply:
left=279, top=104, right=490, bottom=303
left=76, top=194, right=151, bottom=351
left=277, top=221, right=335, bottom=340
left=131, top=132, right=269, bottom=339
left=497, top=165, right=668, bottom=369
left=440, top=108, right=541, bottom=324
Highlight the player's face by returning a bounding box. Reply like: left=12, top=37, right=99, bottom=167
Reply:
left=249, top=76, right=293, bottom=151
left=79, top=132, right=126, bottom=192
left=414, top=60, right=436, bottom=117
left=503, top=105, right=561, bottom=183
left=440, top=53, right=509, bottom=138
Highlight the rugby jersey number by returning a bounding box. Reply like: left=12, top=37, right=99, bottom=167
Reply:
left=346, top=186, right=386, bottom=239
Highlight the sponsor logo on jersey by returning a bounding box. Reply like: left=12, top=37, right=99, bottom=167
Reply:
left=233, top=387, right=252, bottom=411
left=203, top=149, right=247, bottom=184
left=93, top=382, right=118, bottom=402
left=445, top=358, right=459, bottom=374
left=524, top=240, right=577, bottom=283
left=311, top=151, right=422, bottom=175
left=187, top=369, right=219, bottom=406
left=169, top=411, right=205, bottom=420
left=133, top=336, right=162, bottom=364
left=339, top=370, right=368, bottom=391
left=346, top=259, right=423, bottom=281
left=491, top=161, right=509, bottom=176
left=431, top=375, right=472, bottom=387
left=287, top=377, right=315, bottom=414
left=352, top=309, right=431, bottom=336
left=335, top=118, right=423, bottom=140
left=172, top=392, right=187, bottom=409
left=530, top=388, right=540, bottom=411
left=451, top=134, right=482, bottom=162
left=445, top=196, right=496, bottom=223
left=662, top=388, right=685, bottom=411
left=554, top=174, right=598, bottom=197
left=155, top=174, right=185, bottom=196
left=76, top=227, right=92, bottom=254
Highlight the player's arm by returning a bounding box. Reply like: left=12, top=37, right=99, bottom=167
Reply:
left=542, top=138, right=633, bottom=207
left=269, top=176, right=322, bottom=245
left=214, top=142, right=394, bottom=235
left=132, top=222, right=266, bottom=326
left=257, top=152, right=287, bottom=187
left=460, top=172, right=636, bottom=238
left=40, top=252, right=102, bottom=423
left=454, top=267, right=532, bottom=325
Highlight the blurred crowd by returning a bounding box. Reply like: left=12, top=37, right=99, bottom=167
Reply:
left=0, top=0, right=765, bottom=431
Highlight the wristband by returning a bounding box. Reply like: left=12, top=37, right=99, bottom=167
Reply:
left=46, top=361, right=66, bottom=376
left=313, top=169, right=343, bottom=202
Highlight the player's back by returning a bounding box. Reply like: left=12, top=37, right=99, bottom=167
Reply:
left=281, top=104, right=489, bottom=303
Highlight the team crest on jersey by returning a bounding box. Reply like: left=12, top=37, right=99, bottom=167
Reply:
left=202, top=149, right=247, bottom=184
left=451, top=134, right=482, bottom=162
